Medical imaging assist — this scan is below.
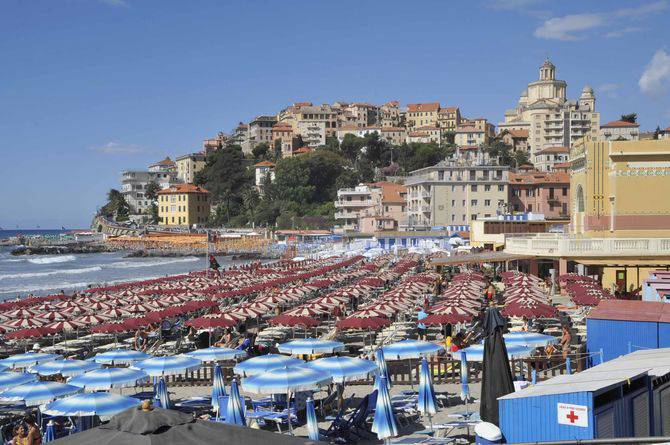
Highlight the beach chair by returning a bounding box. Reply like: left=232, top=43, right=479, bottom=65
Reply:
left=323, top=391, right=375, bottom=443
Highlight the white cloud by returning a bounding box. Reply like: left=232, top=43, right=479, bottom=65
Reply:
left=534, top=1, right=667, bottom=41
left=534, top=13, right=604, bottom=41
left=598, top=83, right=621, bottom=98
left=639, top=49, right=670, bottom=96
left=90, top=142, right=148, bottom=155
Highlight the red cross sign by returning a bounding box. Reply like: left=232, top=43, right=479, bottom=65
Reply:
left=558, top=403, right=588, bottom=428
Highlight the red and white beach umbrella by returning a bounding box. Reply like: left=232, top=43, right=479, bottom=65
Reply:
left=99, top=307, right=133, bottom=319
left=73, top=314, right=110, bottom=326
left=44, top=320, right=86, bottom=332
left=4, top=317, right=48, bottom=329
left=37, top=311, right=68, bottom=321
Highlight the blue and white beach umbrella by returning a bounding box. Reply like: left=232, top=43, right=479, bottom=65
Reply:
left=381, top=340, right=444, bottom=360
left=93, top=349, right=150, bottom=365
left=155, top=377, right=170, bottom=409
left=305, top=398, right=320, bottom=441
left=374, top=349, right=391, bottom=391
left=503, top=332, right=558, bottom=348
left=42, top=392, right=141, bottom=419
left=460, top=351, right=470, bottom=401
left=302, top=356, right=378, bottom=383
left=417, top=358, right=437, bottom=417
left=184, top=347, right=247, bottom=362
left=0, top=372, right=37, bottom=390
left=225, top=379, right=245, bottom=426
left=0, top=381, right=82, bottom=406
left=68, top=367, right=149, bottom=391
left=278, top=338, right=345, bottom=355
left=44, top=421, right=55, bottom=443
left=241, top=366, right=332, bottom=394
left=371, top=375, right=398, bottom=441
left=211, top=364, right=227, bottom=413
left=233, top=354, right=304, bottom=377
left=132, top=355, right=201, bottom=377
left=452, top=344, right=533, bottom=362
left=0, top=353, right=62, bottom=369
left=31, top=359, right=100, bottom=377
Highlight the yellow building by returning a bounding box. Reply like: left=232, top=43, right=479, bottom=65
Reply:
left=505, top=138, right=670, bottom=291
left=175, top=153, right=207, bottom=184
left=157, top=184, right=210, bottom=227
left=406, top=103, right=440, bottom=128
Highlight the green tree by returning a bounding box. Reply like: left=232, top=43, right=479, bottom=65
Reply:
left=620, top=113, right=637, bottom=123
left=273, top=139, right=282, bottom=160
left=252, top=142, right=270, bottom=162
left=100, top=189, right=131, bottom=222
left=144, top=181, right=161, bottom=224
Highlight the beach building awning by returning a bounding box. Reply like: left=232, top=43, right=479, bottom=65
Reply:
left=430, top=252, right=531, bottom=267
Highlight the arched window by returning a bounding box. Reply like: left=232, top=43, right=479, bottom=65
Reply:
left=575, top=185, right=585, bottom=213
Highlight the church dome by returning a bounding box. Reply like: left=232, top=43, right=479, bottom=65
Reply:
left=581, top=85, right=594, bottom=96
left=540, top=58, right=555, bottom=69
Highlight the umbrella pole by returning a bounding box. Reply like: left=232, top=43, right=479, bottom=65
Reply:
left=287, top=389, right=293, bottom=435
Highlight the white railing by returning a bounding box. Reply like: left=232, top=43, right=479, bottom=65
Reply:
left=505, top=235, right=670, bottom=257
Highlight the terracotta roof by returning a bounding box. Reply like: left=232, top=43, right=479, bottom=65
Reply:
left=415, top=126, right=439, bottom=131
left=601, top=120, right=640, bottom=128
left=458, top=145, right=479, bottom=151
left=157, top=184, right=209, bottom=195
left=368, top=181, right=407, bottom=204
left=509, top=171, right=569, bottom=185
left=508, top=129, right=529, bottom=138
left=293, top=102, right=313, bottom=107
left=272, top=123, right=293, bottom=130
left=151, top=157, right=175, bottom=167
left=294, top=147, right=313, bottom=154
left=407, top=102, right=440, bottom=112
left=408, top=131, right=430, bottom=137
left=254, top=160, right=275, bottom=167
left=455, top=126, right=480, bottom=133
left=535, top=146, right=569, bottom=154
left=381, top=127, right=405, bottom=132
left=384, top=101, right=400, bottom=107
left=553, top=161, right=571, bottom=168
left=338, top=124, right=359, bottom=131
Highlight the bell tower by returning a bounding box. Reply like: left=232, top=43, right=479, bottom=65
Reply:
left=539, top=58, right=556, bottom=81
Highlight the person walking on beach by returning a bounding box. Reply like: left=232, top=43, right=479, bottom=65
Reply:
left=560, top=325, right=572, bottom=360
left=416, top=306, right=428, bottom=340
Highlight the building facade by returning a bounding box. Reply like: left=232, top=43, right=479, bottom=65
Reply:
left=599, top=120, right=640, bottom=141
left=175, top=152, right=206, bottom=184
left=498, top=59, right=600, bottom=160
left=248, top=115, right=278, bottom=149
left=254, top=160, right=275, bottom=192
left=121, top=157, right=179, bottom=222
left=406, top=103, right=440, bottom=128
left=454, top=125, right=489, bottom=147
left=533, top=146, right=570, bottom=172
left=508, top=170, right=570, bottom=219
left=157, top=184, right=210, bottom=226
left=405, top=160, right=509, bottom=228
left=334, top=182, right=406, bottom=232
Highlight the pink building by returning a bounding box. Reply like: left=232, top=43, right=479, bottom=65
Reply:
left=508, top=170, right=570, bottom=220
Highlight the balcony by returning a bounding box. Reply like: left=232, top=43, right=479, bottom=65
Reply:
left=420, top=205, right=431, bottom=213
left=334, top=200, right=373, bottom=208
left=504, top=234, right=670, bottom=258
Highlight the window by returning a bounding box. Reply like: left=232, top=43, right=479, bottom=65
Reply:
left=484, top=185, right=491, bottom=192
left=170, top=205, right=176, bottom=212
left=498, top=185, right=504, bottom=192
left=462, top=200, right=466, bottom=206
left=471, top=214, right=477, bottom=220
left=549, top=188, right=555, bottom=199
left=451, top=200, right=455, bottom=206
left=471, top=199, right=477, bottom=206
left=485, top=199, right=491, bottom=206
left=562, top=187, right=568, bottom=196
left=528, top=204, right=533, bottom=212
left=471, top=185, right=477, bottom=192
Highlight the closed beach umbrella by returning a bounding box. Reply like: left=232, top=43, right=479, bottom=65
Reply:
left=211, top=364, right=227, bottom=414
left=225, top=379, right=245, bottom=426
left=0, top=372, right=37, bottom=390
left=233, top=354, right=304, bottom=377
left=44, top=421, right=55, bottom=443
left=306, top=398, right=320, bottom=441
left=381, top=340, right=443, bottom=360
left=132, top=355, right=201, bottom=377
left=94, top=349, right=151, bottom=365
left=155, top=377, right=170, bottom=409
left=68, top=367, right=149, bottom=391
left=417, top=358, right=437, bottom=418
left=303, top=357, right=378, bottom=383
left=184, top=347, right=246, bottom=362
left=31, top=359, right=100, bottom=377
left=374, top=349, right=391, bottom=391
left=0, top=353, right=62, bottom=369
left=42, top=392, right=141, bottom=419
left=0, top=381, right=82, bottom=406
left=371, top=375, right=398, bottom=441
left=480, top=307, right=515, bottom=426
left=460, top=351, right=470, bottom=402
left=278, top=338, right=345, bottom=355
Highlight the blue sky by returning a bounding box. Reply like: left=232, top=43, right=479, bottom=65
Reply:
left=1, top=0, right=669, bottom=228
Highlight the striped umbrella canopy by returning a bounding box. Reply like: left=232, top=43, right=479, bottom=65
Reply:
left=225, top=379, right=245, bottom=426
left=277, top=338, right=345, bottom=355
left=60, top=306, right=84, bottom=316
left=211, top=364, right=227, bottom=413
left=0, top=353, right=62, bottom=369
left=4, top=308, right=40, bottom=318
left=154, top=377, right=170, bottom=409
left=503, top=332, right=558, bottom=347
left=42, top=392, right=141, bottom=419
left=303, top=356, right=378, bottom=383
left=30, top=359, right=100, bottom=377
left=186, top=314, right=237, bottom=330
left=336, top=316, right=390, bottom=330
left=132, top=355, right=201, bottom=377
left=371, top=375, right=398, bottom=440
left=5, top=327, right=57, bottom=340
left=269, top=314, right=320, bottom=328
left=381, top=340, right=444, bottom=360
left=306, top=398, right=320, bottom=441
left=85, top=301, right=113, bottom=312
left=417, top=358, right=437, bottom=418
left=241, top=366, right=332, bottom=394
left=0, top=381, right=82, bottom=406
left=37, top=311, right=68, bottom=321
left=184, top=347, right=247, bottom=362
left=0, top=372, right=38, bottom=390
left=452, top=344, right=533, bottom=362
left=4, top=317, right=48, bottom=329
left=73, top=314, right=110, bottom=326
left=233, top=354, right=304, bottom=377
left=99, top=307, right=132, bottom=318
left=44, top=320, right=85, bottom=333
left=68, top=367, right=149, bottom=390
left=93, top=349, right=151, bottom=365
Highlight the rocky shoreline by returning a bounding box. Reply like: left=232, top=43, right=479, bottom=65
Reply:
left=10, top=243, right=114, bottom=256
